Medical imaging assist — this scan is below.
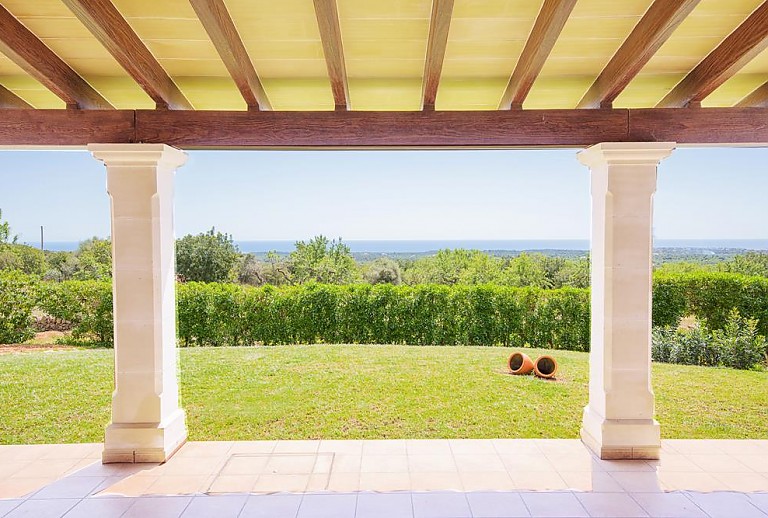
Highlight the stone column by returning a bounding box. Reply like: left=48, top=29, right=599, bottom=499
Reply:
left=578, top=142, right=675, bottom=460
left=89, top=144, right=188, bottom=463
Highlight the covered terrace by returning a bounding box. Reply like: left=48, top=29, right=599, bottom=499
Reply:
left=1, top=0, right=767, bottom=516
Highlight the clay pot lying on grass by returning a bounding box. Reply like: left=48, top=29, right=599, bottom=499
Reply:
left=533, top=355, right=558, bottom=379
left=507, top=352, right=535, bottom=375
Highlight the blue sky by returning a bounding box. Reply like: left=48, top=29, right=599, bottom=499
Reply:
left=0, top=147, right=766, bottom=242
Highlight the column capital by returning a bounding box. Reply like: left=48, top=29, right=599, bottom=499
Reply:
left=577, top=142, right=676, bottom=168
left=87, top=143, right=187, bottom=169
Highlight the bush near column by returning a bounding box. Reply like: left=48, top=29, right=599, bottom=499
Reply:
left=0, top=270, right=38, bottom=344
left=36, top=281, right=113, bottom=345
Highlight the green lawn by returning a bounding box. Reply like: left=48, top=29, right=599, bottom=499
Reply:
left=1, top=345, right=766, bottom=444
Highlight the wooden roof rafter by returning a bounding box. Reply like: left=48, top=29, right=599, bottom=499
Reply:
left=313, top=0, right=350, bottom=111
left=657, top=1, right=768, bottom=108
left=498, top=0, right=577, bottom=110
left=190, top=0, right=271, bottom=111
left=62, top=0, right=192, bottom=110
left=0, top=4, right=112, bottom=110
left=578, top=0, right=701, bottom=109
left=0, top=84, right=32, bottom=109
left=422, top=0, right=454, bottom=111
left=737, top=82, right=768, bottom=107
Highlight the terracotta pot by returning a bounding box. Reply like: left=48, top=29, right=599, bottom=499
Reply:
left=507, top=352, right=534, bottom=375
left=533, top=355, right=558, bottom=379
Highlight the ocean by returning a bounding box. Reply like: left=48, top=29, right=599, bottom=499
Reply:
left=38, top=239, right=768, bottom=253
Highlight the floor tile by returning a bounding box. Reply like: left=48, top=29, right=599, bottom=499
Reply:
left=265, top=455, right=317, bottom=475
left=685, top=491, right=767, bottom=518
left=10, top=459, right=78, bottom=479
left=361, top=455, right=408, bottom=473
left=29, top=476, right=105, bottom=499
left=410, top=472, right=463, bottom=491
left=501, top=453, right=557, bottom=473
left=510, top=471, right=569, bottom=491
left=61, top=497, right=134, bottom=518
left=252, top=474, right=310, bottom=493
left=650, top=455, right=703, bottom=474
left=229, top=441, right=277, bottom=455
left=297, top=493, right=357, bottom=518
left=356, top=492, right=413, bottom=518
left=598, top=460, right=655, bottom=473
left=408, top=455, right=457, bottom=473
left=358, top=473, right=410, bottom=492
left=121, top=496, right=192, bottom=518
left=458, top=471, right=515, bottom=492
left=97, top=474, right=158, bottom=497
left=734, top=455, right=768, bottom=474
left=492, top=439, right=541, bottom=456
left=687, top=455, right=753, bottom=473
left=4, top=498, right=78, bottom=518
left=157, top=456, right=225, bottom=476
left=0, top=500, right=23, bottom=517
left=0, top=462, right=32, bottom=479
left=207, top=474, right=258, bottom=493
left=221, top=455, right=271, bottom=476
left=609, top=471, right=665, bottom=493
left=559, top=471, right=625, bottom=493
left=657, top=472, right=725, bottom=492
left=318, top=440, right=363, bottom=455
left=180, top=495, right=248, bottom=517
left=712, top=472, right=768, bottom=492
left=521, top=492, right=589, bottom=518
left=454, top=455, right=506, bottom=473
left=331, top=455, right=362, bottom=473
left=0, top=478, right=53, bottom=499
left=240, top=494, right=303, bottom=518
left=466, top=491, right=529, bottom=518
left=175, top=442, right=233, bottom=458
left=325, top=472, right=360, bottom=492
left=273, top=441, right=320, bottom=454
left=449, top=440, right=497, bottom=456
left=362, top=440, right=407, bottom=456
left=749, top=493, right=768, bottom=514
left=412, top=492, right=472, bottom=518
left=406, top=440, right=452, bottom=456
left=630, top=493, right=707, bottom=518
left=149, top=475, right=209, bottom=495
left=575, top=493, right=649, bottom=518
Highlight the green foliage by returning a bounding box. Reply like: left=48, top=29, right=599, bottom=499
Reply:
left=72, top=238, right=112, bottom=281
left=43, top=251, right=80, bottom=281
left=175, top=282, right=591, bottom=349
left=176, top=228, right=240, bottom=283
left=0, top=209, right=17, bottom=245
left=37, top=281, right=113, bottom=344
left=363, top=257, right=402, bottom=285
left=0, top=270, right=38, bottom=344
left=718, top=251, right=768, bottom=277
left=713, top=309, right=767, bottom=370
left=0, top=244, right=46, bottom=275
left=289, top=235, right=358, bottom=284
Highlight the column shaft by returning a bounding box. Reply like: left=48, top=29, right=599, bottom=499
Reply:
left=578, top=142, right=675, bottom=460
left=89, top=144, right=188, bottom=463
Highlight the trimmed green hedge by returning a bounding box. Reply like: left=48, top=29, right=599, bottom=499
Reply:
left=2, top=271, right=765, bottom=349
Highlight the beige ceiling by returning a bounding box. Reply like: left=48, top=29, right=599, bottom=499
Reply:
left=0, top=0, right=767, bottom=110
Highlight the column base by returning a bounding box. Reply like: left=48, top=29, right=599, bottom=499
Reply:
left=102, top=409, right=187, bottom=464
left=580, top=405, right=660, bottom=460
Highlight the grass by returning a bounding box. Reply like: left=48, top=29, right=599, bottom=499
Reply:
left=0, top=345, right=766, bottom=444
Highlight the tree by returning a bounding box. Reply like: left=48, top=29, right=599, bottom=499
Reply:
left=363, top=257, right=402, bottom=285
left=73, top=237, right=112, bottom=280
left=176, top=228, right=240, bottom=283
left=0, top=209, right=17, bottom=245
left=289, top=235, right=358, bottom=284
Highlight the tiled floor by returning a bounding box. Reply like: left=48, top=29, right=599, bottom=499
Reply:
left=0, top=439, right=766, bottom=517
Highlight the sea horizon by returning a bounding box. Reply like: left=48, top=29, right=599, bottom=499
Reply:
left=32, top=238, right=768, bottom=253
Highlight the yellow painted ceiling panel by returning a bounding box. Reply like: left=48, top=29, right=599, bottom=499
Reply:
left=339, top=0, right=431, bottom=19
left=346, top=59, right=424, bottom=79
left=62, top=58, right=129, bottom=76
left=173, top=76, right=244, bottom=110
left=705, top=74, right=767, bottom=107
left=111, top=0, right=199, bottom=19
left=613, top=74, right=685, bottom=108
left=348, top=78, right=422, bottom=110
left=341, top=19, right=430, bottom=41
left=0, top=75, right=64, bottom=108
left=436, top=78, right=508, bottom=110
left=85, top=76, right=155, bottom=109
left=442, top=58, right=518, bottom=78
left=0, top=0, right=70, bottom=17
left=242, top=41, right=326, bottom=61
left=144, top=39, right=221, bottom=60
left=158, top=58, right=230, bottom=77
left=126, top=18, right=204, bottom=40
left=524, top=76, right=593, bottom=109
left=251, top=59, right=329, bottom=78
left=448, top=18, right=536, bottom=42
left=738, top=45, right=768, bottom=74
left=452, top=0, right=542, bottom=19
left=262, top=78, right=334, bottom=111
left=344, top=39, right=427, bottom=59
left=0, top=56, right=27, bottom=76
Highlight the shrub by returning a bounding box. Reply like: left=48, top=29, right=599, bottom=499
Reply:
left=0, top=271, right=38, bottom=344
left=176, top=229, right=240, bottom=283
left=37, top=281, right=113, bottom=344
left=713, top=309, right=767, bottom=370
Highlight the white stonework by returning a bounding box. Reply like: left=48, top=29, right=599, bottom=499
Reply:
left=578, top=142, right=676, bottom=460
left=88, top=144, right=188, bottom=464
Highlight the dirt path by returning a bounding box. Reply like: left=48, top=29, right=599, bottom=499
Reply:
left=0, top=331, right=77, bottom=354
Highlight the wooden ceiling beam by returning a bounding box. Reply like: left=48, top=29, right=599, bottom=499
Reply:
left=736, top=82, right=768, bottom=107
left=0, top=84, right=32, bottom=109
left=190, top=0, right=271, bottom=111
left=657, top=1, right=768, bottom=108
left=0, top=4, right=112, bottom=109
left=578, top=0, right=700, bottom=109
left=313, top=0, right=349, bottom=110
left=3, top=108, right=768, bottom=148
left=62, top=0, right=192, bottom=110
left=499, top=0, right=577, bottom=110
left=422, top=0, right=454, bottom=111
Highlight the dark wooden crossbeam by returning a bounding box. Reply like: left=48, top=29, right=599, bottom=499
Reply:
left=0, top=4, right=112, bottom=109
left=499, top=0, right=577, bottom=109
left=422, top=0, right=454, bottom=110
left=190, top=0, right=271, bottom=111
left=658, top=1, right=768, bottom=108
left=2, top=108, right=768, bottom=147
left=62, top=0, right=192, bottom=110
left=737, top=82, right=768, bottom=107
left=0, top=84, right=32, bottom=109
left=578, top=0, right=700, bottom=109
left=313, top=0, right=349, bottom=110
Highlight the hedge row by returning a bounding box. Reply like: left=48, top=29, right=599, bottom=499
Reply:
left=176, top=283, right=590, bottom=349
left=1, top=271, right=766, bottom=348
